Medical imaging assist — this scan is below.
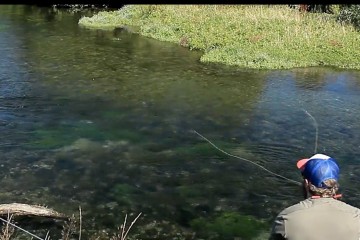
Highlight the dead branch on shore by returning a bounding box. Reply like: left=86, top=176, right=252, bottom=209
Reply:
left=0, top=203, right=142, bottom=240
left=0, top=203, right=67, bottom=220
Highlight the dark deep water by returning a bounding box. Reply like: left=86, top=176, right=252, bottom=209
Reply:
left=1, top=5, right=360, bottom=240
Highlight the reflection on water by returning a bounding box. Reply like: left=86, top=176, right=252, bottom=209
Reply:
left=1, top=5, right=360, bottom=239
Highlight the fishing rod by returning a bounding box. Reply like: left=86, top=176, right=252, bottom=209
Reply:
left=302, top=108, right=318, bottom=154
left=192, top=109, right=319, bottom=186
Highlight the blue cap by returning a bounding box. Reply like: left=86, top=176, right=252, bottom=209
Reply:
left=301, top=154, right=340, bottom=188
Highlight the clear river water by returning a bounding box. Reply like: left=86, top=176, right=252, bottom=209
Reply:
left=1, top=5, right=360, bottom=240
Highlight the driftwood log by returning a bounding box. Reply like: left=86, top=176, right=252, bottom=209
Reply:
left=0, top=203, right=67, bottom=220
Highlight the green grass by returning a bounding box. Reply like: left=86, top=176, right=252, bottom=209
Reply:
left=79, top=5, right=360, bottom=70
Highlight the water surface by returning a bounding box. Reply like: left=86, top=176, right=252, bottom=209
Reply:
left=1, top=5, right=360, bottom=239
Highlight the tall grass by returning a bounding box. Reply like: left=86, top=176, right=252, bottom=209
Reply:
left=79, top=5, right=360, bottom=69
left=0, top=212, right=142, bottom=240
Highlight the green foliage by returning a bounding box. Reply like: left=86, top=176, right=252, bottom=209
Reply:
left=190, top=212, right=268, bottom=240
left=79, top=5, right=360, bottom=70
left=337, top=5, right=360, bottom=30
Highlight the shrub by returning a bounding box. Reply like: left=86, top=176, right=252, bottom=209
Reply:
left=337, top=5, right=360, bottom=30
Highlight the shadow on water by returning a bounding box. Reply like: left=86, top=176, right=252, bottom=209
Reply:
left=1, top=5, right=360, bottom=239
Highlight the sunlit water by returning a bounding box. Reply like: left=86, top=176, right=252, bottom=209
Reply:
left=1, top=5, right=360, bottom=239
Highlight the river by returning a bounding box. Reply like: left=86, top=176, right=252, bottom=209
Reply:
left=1, top=5, right=360, bottom=240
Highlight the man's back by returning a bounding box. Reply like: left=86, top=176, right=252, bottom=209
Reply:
left=270, top=197, right=360, bottom=240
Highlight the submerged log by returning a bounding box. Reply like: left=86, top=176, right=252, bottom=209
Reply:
left=0, top=203, right=67, bottom=220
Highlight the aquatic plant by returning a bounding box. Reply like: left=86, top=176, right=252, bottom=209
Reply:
left=190, top=212, right=269, bottom=239
left=31, top=122, right=143, bottom=149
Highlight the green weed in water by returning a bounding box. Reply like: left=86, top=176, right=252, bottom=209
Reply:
left=105, top=129, right=144, bottom=143
left=31, top=122, right=143, bottom=149
left=174, top=141, right=236, bottom=157
left=190, top=212, right=269, bottom=240
left=110, top=183, right=140, bottom=205
left=31, top=128, right=77, bottom=149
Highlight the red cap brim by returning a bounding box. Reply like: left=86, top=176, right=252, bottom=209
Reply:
left=296, top=158, right=310, bottom=170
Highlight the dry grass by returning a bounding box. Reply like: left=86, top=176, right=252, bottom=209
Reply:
left=0, top=214, right=14, bottom=240
left=0, top=209, right=142, bottom=240
left=110, top=213, right=142, bottom=240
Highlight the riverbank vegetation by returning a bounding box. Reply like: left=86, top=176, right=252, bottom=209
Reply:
left=0, top=211, right=142, bottom=240
left=78, top=5, right=360, bottom=70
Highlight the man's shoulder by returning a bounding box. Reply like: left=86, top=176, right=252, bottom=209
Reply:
left=277, top=198, right=313, bottom=216
left=278, top=198, right=360, bottom=217
left=335, top=199, right=360, bottom=214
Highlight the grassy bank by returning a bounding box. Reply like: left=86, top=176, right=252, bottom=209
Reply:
left=79, top=5, right=360, bottom=69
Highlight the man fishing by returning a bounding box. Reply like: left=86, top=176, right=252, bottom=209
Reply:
left=269, top=153, right=360, bottom=240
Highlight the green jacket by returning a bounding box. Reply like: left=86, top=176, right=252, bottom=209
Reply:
left=269, top=197, right=360, bottom=240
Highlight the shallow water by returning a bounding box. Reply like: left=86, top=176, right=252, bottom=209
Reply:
left=1, top=5, right=360, bottom=239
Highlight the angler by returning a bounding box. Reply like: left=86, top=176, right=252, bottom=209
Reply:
left=269, top=154, right=360, bottom=240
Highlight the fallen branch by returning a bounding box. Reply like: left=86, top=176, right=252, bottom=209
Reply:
left=0, top=203, right=67, bottom=220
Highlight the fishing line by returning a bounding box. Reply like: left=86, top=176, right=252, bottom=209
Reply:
left=192, top=109, right=319, bottom=186
left=192, top=130, right=302, bottom=186
left=302, top=109, right=319, bottom=154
